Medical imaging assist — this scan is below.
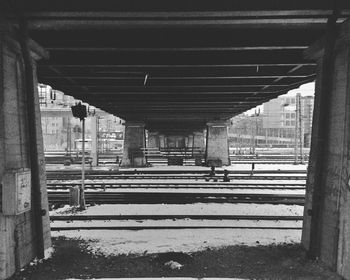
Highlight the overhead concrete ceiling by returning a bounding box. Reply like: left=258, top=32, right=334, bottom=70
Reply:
left=3, top=1, right=350, bottom=132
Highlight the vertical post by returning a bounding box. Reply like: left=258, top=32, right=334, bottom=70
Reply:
left=67, top=117, right=71, bottom=155
left=298, top=93, right=304, bottom=164
left=91, top=116, right=98, bottom=166
left=294, top=97, right=299, bottom=164
left=80, top=118, right=86, bottom=210
left=205, top=127, right=209, bottom=161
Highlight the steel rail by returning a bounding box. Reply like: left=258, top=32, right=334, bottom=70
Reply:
left=46, top=169, right=306, bottom=175
left=46, top=181, right=306, bottom=189
left=50, top=214, right=303, bottom=221
left=46, top=174, right=306, bottom=180
left=46, top=183, right=305, bottom=190
left=50, top=225, right=302, bottom=231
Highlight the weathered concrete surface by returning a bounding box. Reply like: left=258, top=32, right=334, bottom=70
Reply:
left=206, top=121, right=230, bottom=166
left=0, top=23, right=51, bottom=280
left=193, top=131, right=206, bottom=152
left=186, top=134, right=194, bottom=148
left=302, top=19, right=350, bottom=280
left=148, top=132, right=159, bottom=149
left=122, top=122, right=146, bottom=167
left=159, top=134, right=166, bottom=148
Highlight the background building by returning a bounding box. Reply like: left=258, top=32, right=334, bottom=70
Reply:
left=229, top=92, right=314, bottom=151
left=38, top=84, right=125, bottom=153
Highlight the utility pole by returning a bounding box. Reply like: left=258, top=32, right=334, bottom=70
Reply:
left=66, top=117, right=71, bottom=155
left=252, top=109, right=260, bottom=154
left=81, top=117, right=86, bottom=208
left=71, top=102, right=87, bottom=210
left=297, top=93, right=304, bottom=164
left=294, top=95, right=299, bottom=164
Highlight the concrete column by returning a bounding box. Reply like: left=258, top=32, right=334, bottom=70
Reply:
left=159, top=134, right=166, bottom=148
left=121, top=121, right=146, bottom=167
left=90, top=116, right=98, bottom=166
left=148, top=132, right=159, bottom=148
left=0, top=23, right=51, bottom=279
left=187, top=135, right=194, bottom=148
left=302, top=19, right=350, bottom=279
left=193, top=131, right=205, bottom=152
left=205, top=121, right=230, bottom=166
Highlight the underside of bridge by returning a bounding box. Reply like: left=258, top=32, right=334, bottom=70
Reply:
left=2, top=1, right=350, bottom=280
left=5, top=1, right=350, bottom=133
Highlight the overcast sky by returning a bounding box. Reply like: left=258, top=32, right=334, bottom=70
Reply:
left=244, top=82, right=315, bottom=115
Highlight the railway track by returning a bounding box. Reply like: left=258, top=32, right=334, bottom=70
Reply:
left=48, top=191, right=305, bottom=205
left=46, top=169, right=306, bottom=179
left=46, top=182, right=306, bottom=190
left=50, top=214, right=303, bottom=231
left=47, top=174, right=306, bottom=181
left=50, top=214, right=303, bottom=221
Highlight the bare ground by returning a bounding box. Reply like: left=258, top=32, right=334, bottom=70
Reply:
left=9, top=237, right=342, bottom=280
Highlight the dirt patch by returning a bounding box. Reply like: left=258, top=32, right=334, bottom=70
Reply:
left=10, top=236, right=341, bottom=280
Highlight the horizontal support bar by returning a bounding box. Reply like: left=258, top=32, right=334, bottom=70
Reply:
left=46, top=46, right=308, bottom=51
left=41, top=74, right=312, bottom=80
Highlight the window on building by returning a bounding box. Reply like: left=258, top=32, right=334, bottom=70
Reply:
left=286, top=113, right=290, bottom=119
left=291, top=121, right=295, bottom=126
left=291, top=113, right=296, bottom=119
left=286, top=121, right=290, bottom=126
left=291, top=98, right=296, bottom=104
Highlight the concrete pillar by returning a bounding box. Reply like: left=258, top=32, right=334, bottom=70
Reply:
left=0, top=22, right=51, bottom=279
left=205, top=121, right=230, bottom=166
left=148, top=132, right=159, bottom=148
left=159, top=134, right=166, bottom=148
left=302, top=19, right=350, bottom=279
left=193, top=131, right=205, bottom=152
left=90, top=116, right=98, bottom=166
left=187, top=135, right=194, bottom=148
left=121, top=121, right=146, bottom=167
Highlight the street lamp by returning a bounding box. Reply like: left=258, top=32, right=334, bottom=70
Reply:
left=71, top=102, right=87, bottom=210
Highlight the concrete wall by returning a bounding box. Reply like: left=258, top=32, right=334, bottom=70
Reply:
left=302, top=19, right=350, bottom=279
left=0, top=23, right=51, bottom=279
left=206, top=121, right=230, bottom=166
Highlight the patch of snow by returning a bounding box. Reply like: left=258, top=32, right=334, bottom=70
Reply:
left=52, top=228, right=301, bottom=256
left=164, top=260, right=183, bottom=269
left=67, top=203, right=303, bottom=216
left=44, top=247, right=55, bottom=259
left=51, top=219, right=301, bottom=229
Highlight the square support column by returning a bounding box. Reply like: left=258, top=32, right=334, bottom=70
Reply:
left=205, top=121, right=230, bottom=166
left=185, top=135, right=193, bottom=148
left=193, top=131, right=205, bottom=152
left=302, top=19, right=350, bottom=279
left=0, top=22, right=51, bottom=279
left=121, top=121, right=146, bottom=167
left=159, top=134, right=166, bottom=148
left=147, top=132, right=160, bottom=149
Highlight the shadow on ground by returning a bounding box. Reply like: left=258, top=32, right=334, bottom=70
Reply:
left=9, top=237, right=341, bottom=280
